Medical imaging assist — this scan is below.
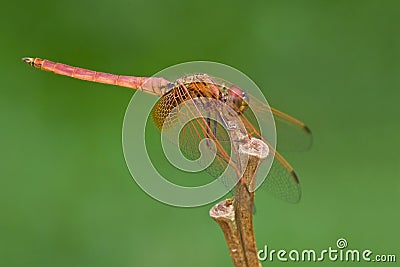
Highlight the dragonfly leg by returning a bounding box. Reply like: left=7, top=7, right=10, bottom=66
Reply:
left=213, top=117, right=217, bottom=138
left=206, top=117, right=211, bottom=140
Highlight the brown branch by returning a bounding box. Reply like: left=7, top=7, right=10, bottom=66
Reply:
left=210, top=138, right=267, bottom=267
left=234, top=153, right=262, bottom=267
left=209, top=199, right=247, bottom=267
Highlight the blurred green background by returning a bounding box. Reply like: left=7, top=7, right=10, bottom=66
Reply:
left=1, top=0, right=399, bottom=266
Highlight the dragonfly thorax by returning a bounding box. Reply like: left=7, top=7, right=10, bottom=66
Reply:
left=152, top=74, right=249, bottom=130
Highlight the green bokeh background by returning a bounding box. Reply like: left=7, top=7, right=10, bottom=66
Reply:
left=1, top=1, right=399, bottom=266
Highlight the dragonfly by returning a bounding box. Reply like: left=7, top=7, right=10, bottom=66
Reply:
left=22, top=57, right=312, bottom=203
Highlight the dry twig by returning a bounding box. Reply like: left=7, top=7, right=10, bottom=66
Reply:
left=210, top=138, right=268, bottom=267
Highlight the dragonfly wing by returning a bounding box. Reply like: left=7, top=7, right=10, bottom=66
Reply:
left=152, top=77, right=307, bottom=203
left=178, top=116, right=231, bottom=178
left=249, top=95, right=312, bottom=152
left=271, top=107, right=313, bottom=152
left=174, top=102, right=246, bottom=190
left=154, top=83, right=240, bottom=188
left=237, top=109, right=301, bottom=203
left=263, top=150, right=301, bottom=203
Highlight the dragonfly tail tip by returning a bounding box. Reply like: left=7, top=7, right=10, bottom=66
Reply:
left=22, top=57, right=34, bottom=66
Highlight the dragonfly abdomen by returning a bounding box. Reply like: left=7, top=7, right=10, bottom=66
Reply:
left=22, top=57, right=171, bottom=96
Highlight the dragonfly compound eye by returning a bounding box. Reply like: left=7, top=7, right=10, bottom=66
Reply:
left=227, top=86, right=248, bottom=113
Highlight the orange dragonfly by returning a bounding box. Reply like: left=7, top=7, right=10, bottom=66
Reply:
left=22, top=57, right=312, bottom=203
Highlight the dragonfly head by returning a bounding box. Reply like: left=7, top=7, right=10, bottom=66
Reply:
left=225, top=86, right=249, bottom=114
